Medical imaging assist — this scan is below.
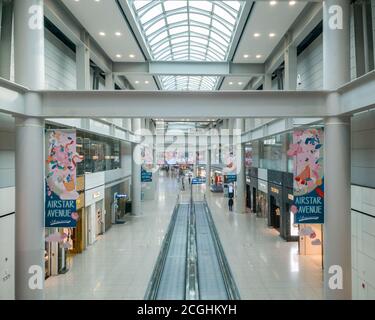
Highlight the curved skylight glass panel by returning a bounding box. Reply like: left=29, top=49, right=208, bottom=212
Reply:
left=160, top=76, right=219, bottom=91
left=129, top=1, right=245, bottom=62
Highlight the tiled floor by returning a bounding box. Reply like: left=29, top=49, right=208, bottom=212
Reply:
left=45, top=173, right=177, bottom=300
left=202, top=185, right=324, bottom=300
left=45, top=174, right=323, bottom=300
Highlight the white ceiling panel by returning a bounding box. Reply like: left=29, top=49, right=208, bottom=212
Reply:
left=221, top=76, right=252, bottom=90
left=125, top=74, right=158, bottom=90
left=234, top=1, right=307, bottom=63
left=61, top=0, right=144, bottom=62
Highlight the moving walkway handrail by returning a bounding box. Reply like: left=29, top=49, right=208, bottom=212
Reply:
left=202, top=197, right=241, bottom=300
left=144, top=194, right=181, bottom=300
left=185, top=183, right=200, bottom=300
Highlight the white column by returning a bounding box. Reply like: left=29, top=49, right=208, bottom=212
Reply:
left=372, top=0, right=375, bottom=68
left=15, top=116, right=45, bottom=300
left=281, top=134, right=289, bottom=172
left=105, top=73, right=114, bottom=90
left=0, top=0, right=13, bottom=79
left=14, top=0, right=45, bottom=300
left=324, top=116, right=351, bottom=299
left=323, top=0, right=351, bottom=300
left=206, top=141, right=211, bottom=192
left=76, top=32, right=90, bottom=90
left=235, top=119, right=246, bottom=213
left=123, top=119, right=132, bottom=132
left=323, top=0, right=351, bottom=90
left=264, top=73, right=273, bottom=90
left=131, top=118, right=142, bottom=215
left=284, top=44, right=297, bottom=90
left=14, top=0, right=45, bottom=88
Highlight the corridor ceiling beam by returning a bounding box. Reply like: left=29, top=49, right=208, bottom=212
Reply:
left=112, top=62, right=265, bottom=76
left=40, top=90, right=327, bottom=118
left=1, top=72, right=374, bottom=120
left=339, top=71, right=375, bottom=115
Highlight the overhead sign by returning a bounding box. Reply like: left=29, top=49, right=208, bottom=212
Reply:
left=288, top=129, right=324, bottom=224
left=115, top=194, right=128, bottom=199
left=45, top=130, right=81, bottom=228
left=192, top=177, right=205, bottom=185
left=141, top=167, right=153, bottom=182
left=224, top=174, right=237, bottom=183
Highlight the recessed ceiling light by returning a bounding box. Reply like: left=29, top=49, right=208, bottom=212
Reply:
left=229, top=82, right=233, bottom=85
left=145, top=80, right=149, bottom=84
left=254, top=33, right=260, bottom=38
left=256, top=54, right=262, bottom=59
left=129, top=54, right=135, bottom=58
left=94, top=0, right=100, bottom=2
left=243, top=54, right=249, bottom=58
left=115, top=32, right=122, bottom=36
left=269, top=33, right=276, bottom=38
left=238, top=82, right=243, bottom=85
left=99, top=32, right=106, bottom=36
left=115, top=54, right=122, bottom=58
left=135, top=81, right=140, bottom=84
left=289, top=1, right=296, bottom=5
left=270, top=1, right=277, bottom=6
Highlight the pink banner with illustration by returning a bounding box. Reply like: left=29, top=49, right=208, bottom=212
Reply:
left=45, top=130, right=82, bottom=228
left=288, top=129, right=324, bottom=224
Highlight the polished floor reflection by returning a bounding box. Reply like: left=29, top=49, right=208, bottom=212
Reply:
left=204, top=187, right=323, bottom=300
left=46, top=173, right=323, bottom=300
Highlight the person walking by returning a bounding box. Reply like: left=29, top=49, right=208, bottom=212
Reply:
left=181, top=176, right=185, bottom=191
left=228, top=198, right=234, bottom=212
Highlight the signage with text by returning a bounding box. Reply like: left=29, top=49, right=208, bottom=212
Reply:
left=192, top=177, right=205, bottom=185
left=224, top=174, right=237, bottom=183
left=45, top=130, right=81, bottom=228
left=288, top=129, right=324, bottom=224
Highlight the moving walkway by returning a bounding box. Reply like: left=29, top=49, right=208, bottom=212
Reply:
left=145, top=189, right=240, bottom=300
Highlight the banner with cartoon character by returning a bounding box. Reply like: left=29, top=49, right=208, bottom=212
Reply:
left=45, top=130, right=82, bottom=228
left=287, top=129, right=324, bottom=224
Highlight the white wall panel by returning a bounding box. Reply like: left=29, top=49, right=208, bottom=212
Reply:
left=352, top=186, right=375, bottom=299
left=352, top=110, right=375, bottom=188
left=0, top=187, right=15, bottom=216
left=0, top=213, right=15, bottom=300
left=45, top=30, right=76, bottom=90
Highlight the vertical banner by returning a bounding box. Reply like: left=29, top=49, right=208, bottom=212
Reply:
left=45, top=130, right=81, bottom=228
left=288, top=129, right=324, bottom=224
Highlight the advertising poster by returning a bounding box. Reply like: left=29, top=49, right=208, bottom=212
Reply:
left=141, top=167, right=153, bottom=182
left=287, top=129, right=324, bottom=224
left=45, top=130, right=82, bottom=228
left=245, top=146, right=253, bottom=168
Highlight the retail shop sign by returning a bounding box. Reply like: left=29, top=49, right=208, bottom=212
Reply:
left=288, top=129, right=324, bottom=224
left=45, top=130, right=81, bottom=228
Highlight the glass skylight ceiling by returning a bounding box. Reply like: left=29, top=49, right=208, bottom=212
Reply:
left=160, top=75, right=219, bottom=91
left=130, top=1, right=245, bottom=62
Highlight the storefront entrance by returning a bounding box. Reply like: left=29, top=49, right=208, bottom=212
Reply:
left=269, top=195, right=281, bottom=231
left=257, top=191, right=268, bottom=218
